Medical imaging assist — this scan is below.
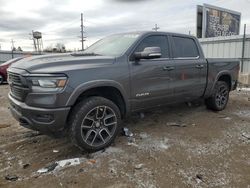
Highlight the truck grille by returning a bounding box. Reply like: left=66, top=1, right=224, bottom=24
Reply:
left=8, top=72, right=29, bottom=101
left=8, top=73, right=22, bottom=85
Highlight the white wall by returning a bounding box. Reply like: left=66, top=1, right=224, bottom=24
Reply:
left=199, top=35, right=250, bottom=73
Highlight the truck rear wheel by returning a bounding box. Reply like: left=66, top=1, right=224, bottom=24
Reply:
left=205, top=81, right=229, bottom=111
left=69, top=96, right=121, bottom=151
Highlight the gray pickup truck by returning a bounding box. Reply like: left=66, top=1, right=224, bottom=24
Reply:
left=8, top=31, right=239, bottom=151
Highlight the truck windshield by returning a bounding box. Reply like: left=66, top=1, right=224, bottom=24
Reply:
left=82, top=34, right=140, bottom=57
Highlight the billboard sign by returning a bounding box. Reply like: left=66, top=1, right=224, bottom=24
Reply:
left=197, top=4, right=241, bottom=38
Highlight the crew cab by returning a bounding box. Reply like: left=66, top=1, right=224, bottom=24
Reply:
left=8, top=31, right=239, bottom=151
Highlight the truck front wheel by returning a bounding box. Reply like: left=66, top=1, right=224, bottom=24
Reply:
left=205, top=81, right=229, bottom=111
left=69, top=96, right=121, bottom=151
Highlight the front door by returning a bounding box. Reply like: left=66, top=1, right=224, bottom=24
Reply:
left=129, top=35, right=175, bottom=110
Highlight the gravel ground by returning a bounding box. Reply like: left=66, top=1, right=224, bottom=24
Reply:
left=0, top=84, right=249, bottom=188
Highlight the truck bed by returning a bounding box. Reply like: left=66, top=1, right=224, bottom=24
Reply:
left=204, top=58, right=239, bottom=97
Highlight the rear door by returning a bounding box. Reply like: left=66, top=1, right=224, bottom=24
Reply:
left=170, top=35, right=207, bottom=101
left=129, top=35, right=175, bottom=110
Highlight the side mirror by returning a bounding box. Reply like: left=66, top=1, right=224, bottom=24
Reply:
left=134, top=47, right=162, bottom=60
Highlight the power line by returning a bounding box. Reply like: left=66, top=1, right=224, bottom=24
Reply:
left=40, top=18, right=79, bottom=33
left=43, top=37, right=79, bottom=41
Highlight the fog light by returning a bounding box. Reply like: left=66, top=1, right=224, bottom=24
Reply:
left=35, top=114, right=54, bottom=123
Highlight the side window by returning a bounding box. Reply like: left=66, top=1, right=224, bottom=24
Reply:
left=172, top=37, right=199, bottom=58
left=135, top=36, right=169, bottom=58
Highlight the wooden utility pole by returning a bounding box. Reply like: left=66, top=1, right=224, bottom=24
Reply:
left=80, top=13, right=86, bottom=51
left=11, top=39, right=15, bottom=50
left=11, top=39, right=15, bottom=58
left=152, top=24, right=160, bottom=31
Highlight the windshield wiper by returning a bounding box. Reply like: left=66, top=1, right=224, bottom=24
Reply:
left=71, top=52, right=102, bottom=56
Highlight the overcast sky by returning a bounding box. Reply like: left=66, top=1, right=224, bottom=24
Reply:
left=0, top=0, right=250, bottom=51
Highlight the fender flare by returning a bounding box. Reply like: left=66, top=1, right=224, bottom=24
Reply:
left=211, top=71, right=232, bottom=93
left=66, top=79, right=130, bottom=112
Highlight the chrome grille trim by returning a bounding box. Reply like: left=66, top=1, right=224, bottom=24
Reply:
left=8, top=72, right=22, bottom=86
left=8, top=72, right=29, bottom=101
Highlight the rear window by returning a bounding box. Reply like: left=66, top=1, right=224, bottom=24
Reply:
left=172, top=37, right=199, bottom=58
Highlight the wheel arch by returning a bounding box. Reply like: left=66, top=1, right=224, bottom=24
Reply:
left=66, top=80, right=130, bottom=119
left=210, top=72, right=232, bottom=94
left=216, top=73, right=232, bottom=90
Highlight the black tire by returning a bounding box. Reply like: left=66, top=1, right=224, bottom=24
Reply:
left=0, top=74, right=3, bottom=85
left=69, top=96, right=121, bottom=152
left=205, top=81, right=229, bottom=111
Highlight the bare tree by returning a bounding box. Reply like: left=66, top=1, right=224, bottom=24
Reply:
left=17, top=46, right=23, bottom=51
left=44, top=43, right=66, bottom=53
left=55, top=43, right=66, bottom=52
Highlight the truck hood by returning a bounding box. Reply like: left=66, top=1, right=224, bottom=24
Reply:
left=10, top=53, right=116, bottom=73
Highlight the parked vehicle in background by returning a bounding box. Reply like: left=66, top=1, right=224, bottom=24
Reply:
left=7, top=31, right=239, bottom=151
left=0, top=57, right=25, bottom=84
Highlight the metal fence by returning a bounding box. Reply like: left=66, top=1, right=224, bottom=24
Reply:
left=0, top=50, right=42, bottom=64
left=199, top=34, right=250, bottom=73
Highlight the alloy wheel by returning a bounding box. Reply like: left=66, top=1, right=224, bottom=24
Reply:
left=215, top=85, right=228, bottom=108
left=80, top=106, right=117, bottom=147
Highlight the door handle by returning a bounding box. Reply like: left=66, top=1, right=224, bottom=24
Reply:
left=195, top=64, right=204, bottom=69
left=163, top=66, right=175, bottom=71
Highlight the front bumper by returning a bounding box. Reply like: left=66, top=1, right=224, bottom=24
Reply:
left=9, top=94, right=71, bottom=133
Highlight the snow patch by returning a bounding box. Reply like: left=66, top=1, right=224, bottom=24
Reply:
left=237, top=87, right=250, bottom=92
left=37, top=158, right=82, bottom=174
left=234, top=110, right=250, bottom=118
left=138, top=137, right=170, bottom=151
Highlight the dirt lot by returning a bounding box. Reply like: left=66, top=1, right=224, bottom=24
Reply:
left=0, top=84, right=249, bottom=188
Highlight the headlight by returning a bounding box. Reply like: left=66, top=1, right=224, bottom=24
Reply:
left=31, top=78, right=67, bottom=88
left=27, top=75, right=68, bottom=92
